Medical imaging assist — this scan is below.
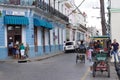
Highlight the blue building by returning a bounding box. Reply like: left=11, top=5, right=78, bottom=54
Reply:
left=0, top=0, right=68, bottom=59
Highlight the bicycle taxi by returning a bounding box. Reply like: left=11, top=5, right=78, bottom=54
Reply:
left=91, top=35, right=111, bottom=77
left=75, top=41, right=86, bottom=63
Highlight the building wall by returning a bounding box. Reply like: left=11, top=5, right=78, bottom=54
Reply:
left=0, top=0, right=87, bottom=59
left=111, top=0, right=120, bottom=8
left=48, top=0, right=87, bottom=45
left=110, top=0, right=120, bottom=43
left=0, top=10, right=7, bottom=59
left=0, top=5, right=66, bottom=59
left=111, top=12, right=120, bottom=43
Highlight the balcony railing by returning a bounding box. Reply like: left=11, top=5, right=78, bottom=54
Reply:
left=0, top=0, right=69, bottom=22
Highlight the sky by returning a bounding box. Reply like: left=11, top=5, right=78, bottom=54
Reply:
left=74, top=0, right=108, bottom=34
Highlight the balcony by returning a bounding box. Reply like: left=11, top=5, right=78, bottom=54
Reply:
left=0, top=0, right=69, bottom=22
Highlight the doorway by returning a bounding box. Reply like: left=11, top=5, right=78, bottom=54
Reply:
left=34, top=27, right=38, bottom=52
left=7, top=25, right=22, bottom=56
left=42, top=28, right=45, bottom=52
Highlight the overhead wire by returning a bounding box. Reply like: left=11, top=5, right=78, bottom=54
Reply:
left=67, top=0, right=85, bottom=16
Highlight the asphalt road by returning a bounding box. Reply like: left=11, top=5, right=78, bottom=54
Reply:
left=0, top=53, right=119, bottom=80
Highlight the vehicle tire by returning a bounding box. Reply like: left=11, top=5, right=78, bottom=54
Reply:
left=93, top=70, right=95, bottom=77
left=76, top=59, right=78, bottom=63
left=76, top=55, right=78, bottom=63
left=93, top=63, right=96, bottom=77
left=64, top=50, right=67, bottom=53
left=83, top=55, right=85, bottom=63
left=107, top=64, right=110, bottom=78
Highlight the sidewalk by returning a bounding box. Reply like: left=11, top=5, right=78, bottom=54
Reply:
left=0, top=52, right=64, bottom=63
left=110, top=63, right=119, bottom=80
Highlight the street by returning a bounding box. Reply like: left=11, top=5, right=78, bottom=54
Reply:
left=0, top=53, right=119, bottom=80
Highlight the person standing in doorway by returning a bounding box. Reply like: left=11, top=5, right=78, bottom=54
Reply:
left=15, top=45, right=20, bottom=59
left=20, top=43, right=25, bottom=59
left=12, top=45, right=17, bottom=59
left=111, top=39, right=119, bottom=62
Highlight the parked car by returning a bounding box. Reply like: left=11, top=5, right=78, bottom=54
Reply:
left=64, top=41, right=76, bottom=53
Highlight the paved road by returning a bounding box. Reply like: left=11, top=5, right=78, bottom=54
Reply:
left=0, top=53, right=119, bottom=80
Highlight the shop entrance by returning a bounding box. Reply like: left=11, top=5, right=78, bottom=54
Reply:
left=7, top=25, right=22, bottom=56
left=42, top=28, right=45, bottom=52
left=34, top=27, right=38, bottom=52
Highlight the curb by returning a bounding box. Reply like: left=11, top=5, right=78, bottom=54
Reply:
left=0, top=52, right=64, bottom=63
left=28, top=52, right=64, bottom=62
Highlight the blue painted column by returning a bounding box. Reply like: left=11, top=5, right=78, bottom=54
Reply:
left=25, top=10, right=35, bottom=58
left=0, top=10, right=8, bottom=59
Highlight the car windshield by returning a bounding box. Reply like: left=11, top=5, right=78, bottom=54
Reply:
left=66, top=42, right=73, bottom=45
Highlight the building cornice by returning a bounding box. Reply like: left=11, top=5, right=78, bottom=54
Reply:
left=0, top=4, right=68, bottom=24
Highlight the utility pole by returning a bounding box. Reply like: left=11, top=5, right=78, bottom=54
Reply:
left=100, top=0, right=106, bottom=35
left=49, top=0, right=50, bottom=11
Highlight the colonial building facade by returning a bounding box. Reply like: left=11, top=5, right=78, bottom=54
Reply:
left=0, top=0, right=68, bottom=59
left=59, top=0, right=87, bottom=42
left=0, top=0, right=87, bottom=59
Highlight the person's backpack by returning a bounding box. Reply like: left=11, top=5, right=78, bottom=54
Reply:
left=79, top=44, right=86, bottom=53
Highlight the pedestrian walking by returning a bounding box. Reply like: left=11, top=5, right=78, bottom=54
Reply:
left=19, top=43, right=25, bottom=59
left=111, top=39, right=119, bottom=63
left=86, top=43, right=94, bottom=73
left=25, top=43, right=29, bottom=58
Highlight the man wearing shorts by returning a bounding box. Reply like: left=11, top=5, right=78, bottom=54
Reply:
left=20, top=43, right=25, bottom=59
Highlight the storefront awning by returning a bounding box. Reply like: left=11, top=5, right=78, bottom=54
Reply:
left=46, top=22, right=53, bottom=29
left=4, top=15, right=29, bottom=25
left=90, top=35, right=110, bottom=40
left=34, top=18, right=46, bottom=27
left=34, top=18, right=53, bottom=29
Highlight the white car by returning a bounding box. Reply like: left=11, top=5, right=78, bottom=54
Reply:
left=64, top=41, right=76, bottom=52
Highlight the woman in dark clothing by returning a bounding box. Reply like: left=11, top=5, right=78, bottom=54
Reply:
left=12, top=45, right=17, bottom=59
